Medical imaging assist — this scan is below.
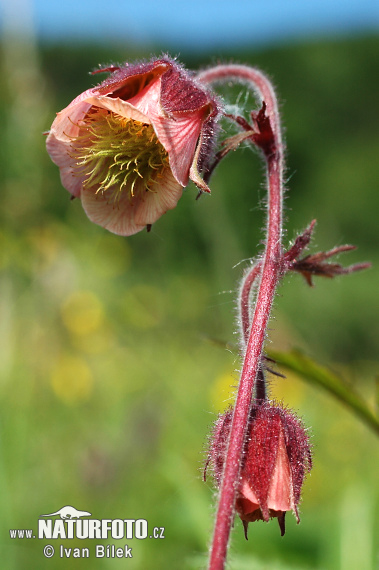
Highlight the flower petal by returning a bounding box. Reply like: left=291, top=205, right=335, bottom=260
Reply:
left=126, top=77, right=162, bottom=118
left=46, top=95, right=153, bottom=198
left=238, top=480, right=260, bottom=516
left=267, top=430, right=293, bottom=512
left=127, top=79, right=208, bottom=186
left=46, top=96, right=95, bottom=197
left=80, top=168, right=182, bottom=236
left=48, top=91, right=96, bottom=142
left=134, top=170, right=183, bottom=226
left=46, top=133, right=83, bottom=197
left=153, top=110, right=206, bottom=186
left=85, top=95, right=151, bottom=125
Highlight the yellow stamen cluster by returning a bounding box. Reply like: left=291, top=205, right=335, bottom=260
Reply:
left=72, top=109, right=169, bottom=202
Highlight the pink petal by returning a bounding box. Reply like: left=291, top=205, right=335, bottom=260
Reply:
left=85, top=96, right=151, bottom=125
left=127, top=77, right=162, bottom=118
left=46, top=95, right=152, bottom=197
left=133, top=169, right=183, bottom=226
left=267, top=430, right=293, bottom=512
left=80, top=169, right=182, bottom=236
left=240, top=480, right=260, bottom=511
left=128, top=79, right=206, bottom=186
left=48, top=91, right=97, bottom=142
left=152, top=111, right=205, bottom=186
left=81, top=187, right=145, bottom=236
left=46, top=98, right=95, bottom=197
left=46, top=133, right=83, bottom=197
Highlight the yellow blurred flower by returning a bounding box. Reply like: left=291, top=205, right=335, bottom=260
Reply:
left=50, top=354, right=93, bottom=404
left=61, top=290, right=104, bottom=336
left=209, top=369, right=237, bottom=411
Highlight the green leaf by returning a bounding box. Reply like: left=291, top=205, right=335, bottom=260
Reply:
left=268, top=349, right=379, bottom=437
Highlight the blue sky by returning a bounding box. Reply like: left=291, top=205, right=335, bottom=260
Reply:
left=2, top=0, right=379, bottom=50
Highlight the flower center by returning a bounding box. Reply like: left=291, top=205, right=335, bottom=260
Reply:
left=72, top=108, right=169, bottom=201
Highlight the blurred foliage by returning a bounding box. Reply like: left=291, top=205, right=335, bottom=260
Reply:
left=0, top=30, right=378, bottom=570
left=269, top=349, right=379, bottom=436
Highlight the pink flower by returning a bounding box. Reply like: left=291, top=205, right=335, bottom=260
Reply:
left=46, top=57, right=220, bottom=236
left=205, top=402, right=312, bottom=538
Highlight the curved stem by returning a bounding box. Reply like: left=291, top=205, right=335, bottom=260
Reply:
left=240, top=261, right=262, bottom=345
left=198, top=65, right=285, bottom=570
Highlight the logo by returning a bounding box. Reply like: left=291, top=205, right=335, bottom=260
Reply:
left=9, top=505, right=165, bottom=560
left=40, top=506, right=91, bottom=520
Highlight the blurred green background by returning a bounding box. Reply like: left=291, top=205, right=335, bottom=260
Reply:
left=0, top=11, right=378, bottom=570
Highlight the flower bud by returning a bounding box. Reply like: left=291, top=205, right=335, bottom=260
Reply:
left=46, top=57, right=221, bottom=236
left=205, top=401, right=312, bottom=538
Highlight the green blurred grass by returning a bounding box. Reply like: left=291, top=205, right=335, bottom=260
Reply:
left=0, top=32, right=378, bottom=569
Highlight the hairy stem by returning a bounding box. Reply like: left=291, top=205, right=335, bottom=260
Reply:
left=240, top=261, right=262, bottom=345
left=198, top=65, right=285, bottom=570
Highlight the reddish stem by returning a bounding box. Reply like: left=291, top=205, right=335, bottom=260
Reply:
left=240, top=261, right=262, bottom=345
left=198, top=65, right=284, bottom=570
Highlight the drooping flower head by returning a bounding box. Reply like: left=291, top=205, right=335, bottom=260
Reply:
left=205, top=401, right=312, bottom=539
left=46, top=57, right=221, bottom=236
